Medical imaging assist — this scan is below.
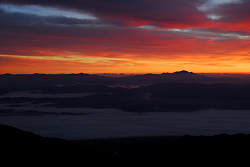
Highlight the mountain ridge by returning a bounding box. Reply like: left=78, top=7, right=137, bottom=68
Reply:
left=1, top=70, right=249, bottom=88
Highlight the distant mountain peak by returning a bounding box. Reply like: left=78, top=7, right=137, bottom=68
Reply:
left=173, top=70, right=194, bottom=74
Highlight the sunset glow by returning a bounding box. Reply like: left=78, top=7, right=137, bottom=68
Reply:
left=1, top=0, right=250, bottom=74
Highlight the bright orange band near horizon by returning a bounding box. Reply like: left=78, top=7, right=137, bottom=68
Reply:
left=1, top=1, right=250, bottom=74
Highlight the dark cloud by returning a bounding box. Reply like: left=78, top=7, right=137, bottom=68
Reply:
left=0, top=8, right=160, bottom=56
left=77, top=0, right=205, bottom=24
left=224, top=1, right=250, bottom=21
left=0, top=8, right=101, bottom=26
left=3, top=0, right=250, bottom=26
left=203, top=0, right=250, bottom=23
left=0, top=0, right=206, bottom=26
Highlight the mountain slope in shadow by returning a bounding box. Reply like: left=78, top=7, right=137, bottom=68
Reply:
left=0, top=124, right=84, bottom=162
left=1, top=124, right=250, bottom=163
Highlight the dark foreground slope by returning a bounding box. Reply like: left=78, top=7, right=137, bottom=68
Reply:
left=1, top=124, right=250, bottom=163
left=0, top=124, right=83, bottom=162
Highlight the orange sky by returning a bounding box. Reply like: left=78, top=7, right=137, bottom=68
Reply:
left=1, top=0, right=250, bottom=74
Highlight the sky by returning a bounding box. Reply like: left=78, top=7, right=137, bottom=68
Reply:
left=1, top=0, right=250, bottom=74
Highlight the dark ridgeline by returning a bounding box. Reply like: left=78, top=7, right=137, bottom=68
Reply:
left=1, top=124, right=250, bottom=163
left=1, top=71, right=250, bottom=112
left=1, top=70, right=250, bottom=89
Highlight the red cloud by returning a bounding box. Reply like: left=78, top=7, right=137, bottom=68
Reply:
left=1, top=0, right=250, bottom=74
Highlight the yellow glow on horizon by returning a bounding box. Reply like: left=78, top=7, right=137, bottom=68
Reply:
left=1, top=53, right=250, bottom=74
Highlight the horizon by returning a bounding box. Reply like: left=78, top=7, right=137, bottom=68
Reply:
left=1, top=0, right=250, bottom=74
left=2, top=70, right=250, bottom=76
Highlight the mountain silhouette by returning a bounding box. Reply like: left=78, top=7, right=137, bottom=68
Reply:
left=1, top=71, right=249, bottom=90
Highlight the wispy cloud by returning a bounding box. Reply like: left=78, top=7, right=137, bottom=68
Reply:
left=0, top=4, right=97, bottom=20
left=1, top=0, right=250, bottom=73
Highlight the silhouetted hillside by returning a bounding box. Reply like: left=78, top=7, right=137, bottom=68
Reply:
left=0, top=124, right=83, bottom=162
left=0, top=73, right=115, bottom=90
left=1, top=71, right=250, bottom=92
left=120, top=70, right=209, bottom=85
left=1, top=124, right=250, bottom=163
